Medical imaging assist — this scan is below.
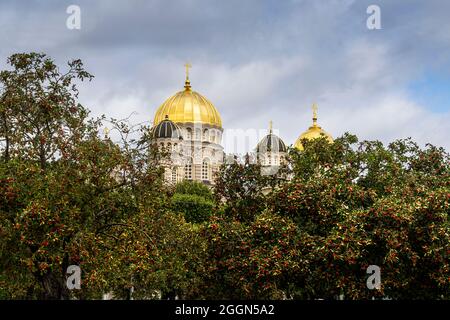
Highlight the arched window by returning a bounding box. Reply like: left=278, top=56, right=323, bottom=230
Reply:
left=202, top=159, right=210, bottom=180
left=203, top=128, right=209, bottom=141
left=171, top=168, right=177, bottom=182
left=184, top=158, right=193, bottom=180
left=210, top=131, right=216, bottom=143
left=186, top=128, right=192, bottom=140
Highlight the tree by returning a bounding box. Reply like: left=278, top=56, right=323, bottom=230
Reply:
left=214, top=154, right=287, bottom=222
left=174, top=180, right=214, bottom=201
left=0, top=52, right=93, bottom=168
left=0, top=53, right=166, bottom=299
left=271, top=136, right=449, bottom=299
left=197, top=212, right=301, bottom=299
left=170, top=180, right=214, bottom=223
left=1, top=52, right=448, bottom=300
left=78, top=207, right=208, bottom=300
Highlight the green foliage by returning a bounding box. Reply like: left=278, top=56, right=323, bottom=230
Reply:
left=197, top=212, right=301, bottom=299
left=174, top=180, right=213, bottom=200
left=169, top=180, right=215, bottom=223
left=1, top=52, right=448, bottom=300
left=171, top=193, right=214, bottom=224
left=213, top=154, right=287, bottom=222
left=272, top=135, right=450, bottom=299
left=79, top=208, right=207, bottom=300
left=0, top=53, right=166, bottom=299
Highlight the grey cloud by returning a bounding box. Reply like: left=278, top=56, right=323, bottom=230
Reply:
left=0, top=0, right=449, bottom=152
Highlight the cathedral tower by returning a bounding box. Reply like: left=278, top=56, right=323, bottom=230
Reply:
left=256, top=121, right=287, bottom=174
left=151, top=64, right=224, bottom=185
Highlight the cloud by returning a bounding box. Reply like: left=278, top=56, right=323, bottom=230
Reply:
left=0, top=0, right=449, bottom=154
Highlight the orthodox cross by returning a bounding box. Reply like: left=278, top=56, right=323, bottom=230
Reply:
left=312, top=103, right=318, bottom=125
left=184, top=62, right=192, bottom=80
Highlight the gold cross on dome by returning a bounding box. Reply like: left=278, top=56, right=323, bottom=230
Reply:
left=269, top=120, right=273, bottom=133
left=312, top=103, right=319, bottom=126
left=184, top=62, right=192, bottom=80
left=312, top=103, right=318, bottom=119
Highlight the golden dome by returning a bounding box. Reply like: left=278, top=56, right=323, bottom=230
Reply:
left=294, top=104, right=333, bottom=150
left=153, top=64, right=222, bottom=128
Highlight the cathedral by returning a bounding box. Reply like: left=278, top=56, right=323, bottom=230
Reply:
left=150, top=65, right=333, bottom=185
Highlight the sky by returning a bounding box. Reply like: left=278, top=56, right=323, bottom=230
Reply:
left=1, top=0, right=449, bottom=153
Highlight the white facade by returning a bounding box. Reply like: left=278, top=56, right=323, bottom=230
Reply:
left=153, top=122, right=224, bottom=185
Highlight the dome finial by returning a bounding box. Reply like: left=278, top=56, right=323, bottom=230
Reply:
left=312, top=103, right=318, bottom=126
left=269, top=120, right=273, bottom=134
left=184, top=62, right=192, bottom=90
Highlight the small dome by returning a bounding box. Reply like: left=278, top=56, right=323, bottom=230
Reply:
left=295, top=104, right=333, bottom=150
left=256, top=121, right=287, bottom=153
left=151, top=115, right=183, bottom=140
